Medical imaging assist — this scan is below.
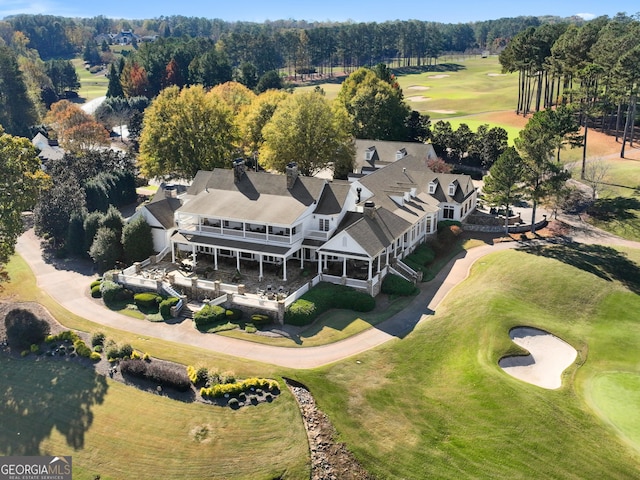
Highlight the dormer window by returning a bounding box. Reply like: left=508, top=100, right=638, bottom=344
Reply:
left=448, top=182, right=457, bottom=196
left=365, top=147, right=375, bottom=161
left=428, top=181, right=437, bottom=194
left=395, top=148, right=407, bottom=161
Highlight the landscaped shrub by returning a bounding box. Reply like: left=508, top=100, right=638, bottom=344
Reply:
left=91, top=285, right=102, bottom=298
left=381, top=274, right=419, bottom=296
left=5, top=309, right=50, bottom=349
left=134, top=292, right=162, bottom=311
left=30, top=344, right=40, bottom=354
left=100, top=280, right=124, bottom=305
left=436, top=220, right=463, bottom=248
left=285, top=299, right=316, bottom=326
left=284, top=283, right=375, bottom=326
left=90, top=352, right=102, bottom=361
left=91, top=332, right=106, bottom=347
left=251, top=314, right=271, bottom=324
left=159, top=297, right=180, bottom=318
left=187, top=365, right=210, bottom=385
left=403, top=243, right=436, bottom=278
left=90, top=279, right=102, bottom=289
left=120, top=358, right=191, bottom=392
left=194, top=304, right=227, bottom=328
left=225, top=308, right=243, bottom=321
left=228, top=398, right=240, bottom=408
left=106, top=343, right=134, bottom=360
left=74, top=339, right=92, bottom=358
left=200, top=377, right=280, bottom=399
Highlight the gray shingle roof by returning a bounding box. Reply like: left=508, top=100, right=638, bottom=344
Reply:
left=179, top=169, right=336, bottom=225
left=354, top=139, right=436, bottom=173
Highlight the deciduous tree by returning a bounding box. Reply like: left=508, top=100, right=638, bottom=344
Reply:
left=337, top=67, right=411, bottom=141
left=261, top=91, right=354, bottom=176
left=0, top=128, right=48, bottom=280
left=138, top=85, right=237, bottom=179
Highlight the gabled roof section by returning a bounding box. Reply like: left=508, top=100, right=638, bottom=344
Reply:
left=323, top=207, right=411, bottom=257
left=354, top=139, right=435, bottom=173
left=144, top=197, right=182, bottom=229
left=180, top=169, right=329, bottom=225
left=314, top=181, right=351, bottom=215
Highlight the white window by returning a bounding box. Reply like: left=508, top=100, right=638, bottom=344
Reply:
left=319, top=218, right=330, bottom=231
left=448, top=183, right=456, bottom=196
left=428, top=181, right=437, bottom=194
left=443, top=206, right=455, bottom=219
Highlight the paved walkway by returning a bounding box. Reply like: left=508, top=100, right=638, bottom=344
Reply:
left=13, top=217, right=640, bottom=369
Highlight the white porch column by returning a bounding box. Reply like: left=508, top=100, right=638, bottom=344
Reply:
left=368, top=259, right=373, bottom=280
left=377, top=255, right=381, bottom=273
left=192, top=244, right=196, bottom=270
left=300, top=249, right=304, bottom=269
left=282, top=257, right=287, bottom=281
left=342, top=257, right=347, bottom=277
left=259, top=255, right=264, bottom=281
left=318, top=253, right=323, bottom=274
left=236, top=252, right=241, bottom=272
left=213, top=248, right=218, bottom=270
left=171, top=241, right=175, bottom=263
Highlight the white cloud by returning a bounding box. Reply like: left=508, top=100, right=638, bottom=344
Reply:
left=575, top=12, right=596, bottom=20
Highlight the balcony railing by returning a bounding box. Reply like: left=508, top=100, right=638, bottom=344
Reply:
left=178, top=223, right=304, bottom=245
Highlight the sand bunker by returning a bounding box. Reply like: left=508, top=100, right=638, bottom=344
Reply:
left=408, top=85, right=430, bottom=91
left=407, top=96, right=430, bottom=102
left=499, top=327, right=577, bottom=390
left=427, top=74, right=450, bottom=79
left=487, top=73, right=507, bottom=77
left=429, top=109, right=456, bottom=114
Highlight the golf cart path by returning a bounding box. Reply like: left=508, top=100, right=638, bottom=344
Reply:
left=14, top=219, right=640, bottom=369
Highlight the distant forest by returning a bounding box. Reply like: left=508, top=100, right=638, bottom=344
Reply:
left=0, top=13, right=581, bottom=70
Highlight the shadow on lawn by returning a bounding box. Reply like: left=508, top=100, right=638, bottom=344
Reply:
left=587, top=197, right=640, bottom=222
left=519, top=241, right=640, bottom=295
left=0, top=355, right=108, bottom=455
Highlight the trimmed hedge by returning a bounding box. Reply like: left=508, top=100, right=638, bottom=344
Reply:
left=402, top=243, right=436, bottom=279
left=100, top=280, right=132, bottom=305
left=159, top=297, right=180, bottom=318
left=91, top=285, right=102, bottom=298
left=284, top=282, right=375, bottom=326
left=120, top=358, right=191, bottom=392
left=381, top=274, right=419, bottom=296
left=134, top=292, right=162, bottom=309
left=194, top=304, right=226, bottom=328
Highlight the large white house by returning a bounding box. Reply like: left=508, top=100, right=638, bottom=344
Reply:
left=138, top=141, right=477, bottom=294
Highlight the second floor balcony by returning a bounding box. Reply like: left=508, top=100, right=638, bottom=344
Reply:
left=177, top=215, right=304, bottom=245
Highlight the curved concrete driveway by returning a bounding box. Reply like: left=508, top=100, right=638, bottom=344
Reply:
left=15, top=229, right=518, bottom=368
left=15, top=217, right=640, bottom=369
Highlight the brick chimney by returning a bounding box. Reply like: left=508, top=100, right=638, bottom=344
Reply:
left=286, top=162, right=298, bottom=189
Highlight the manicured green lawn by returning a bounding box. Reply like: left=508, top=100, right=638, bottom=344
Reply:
left=72, top=58, right=108, bottom=102
left=0, top=259, right=309, bottom=480
left=292, top=246, right=640, bottom=479
left=0, top=356, right=308, bottom=480
left=587, top=371, right=640, bottom=450
left=396, top=57, right=518, bottom=119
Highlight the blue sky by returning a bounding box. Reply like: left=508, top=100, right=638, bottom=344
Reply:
left=0, top=0, right=638, bottom=23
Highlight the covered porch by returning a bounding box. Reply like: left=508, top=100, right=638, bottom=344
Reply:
left=171, top=232, right=312, bottom=283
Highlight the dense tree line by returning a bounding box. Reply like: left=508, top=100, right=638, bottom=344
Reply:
left=1, top=13, right=573, bottom=82
left=499, top=13, right=640, bottom=158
